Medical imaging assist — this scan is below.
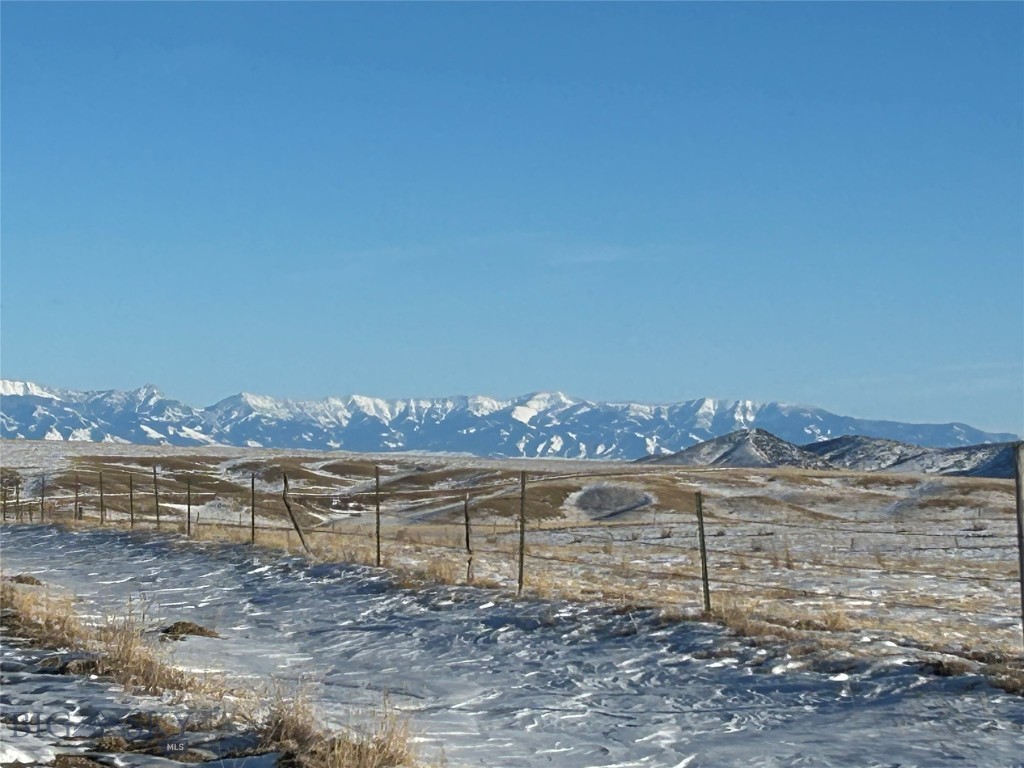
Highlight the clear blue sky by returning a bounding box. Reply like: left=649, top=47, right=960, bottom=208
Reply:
left=2, top=2, right=1021, bottom=434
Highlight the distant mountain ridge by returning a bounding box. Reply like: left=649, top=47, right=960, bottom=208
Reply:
left=643, top=428, right=836, bottom=471
left=0, top=379, right=1016, bottom=462
left=645, top=429, right=1018, bottom=479
left=803, top=434, right=1018, bottom=478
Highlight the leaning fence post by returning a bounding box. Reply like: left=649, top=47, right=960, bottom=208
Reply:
left=129, top=473, right=135, bottom=528
left=517, top=471, right=527, bottom=596
left=375, top=466, right=382, bottom=566
left=281, top=473, right=313, bottom=555
left=99, top=472, right=105, bottom=525
left=695, top=489, right=711, bottom=614
left=464, top=493, right=473, bottom=583
left=1014, top=441, right=1024, bottom=653
left=187, top=480, right=192, bottom=538
left=251, top=473, right=256, bottom=546
left=153, top=466, right=160, bottom=530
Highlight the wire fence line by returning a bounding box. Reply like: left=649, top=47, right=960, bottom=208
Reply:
left=1, top=460, right=1022, bottom=655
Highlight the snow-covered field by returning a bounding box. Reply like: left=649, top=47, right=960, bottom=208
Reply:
left=1, top=439, right=1023, bottom=765
left=2, top=440, right=1019, bottom=659
left=2, top=525, right=1023, bottom=767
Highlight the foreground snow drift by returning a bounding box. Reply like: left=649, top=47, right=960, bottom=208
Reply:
left=1, top=525, right=1022, bottom=767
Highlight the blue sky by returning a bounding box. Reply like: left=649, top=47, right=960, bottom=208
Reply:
left=2, top=2, right=1022, bottom=435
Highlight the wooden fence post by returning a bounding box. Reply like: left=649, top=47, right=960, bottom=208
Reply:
left=517, top=471, right=527, bottom=596
left=375, top=466, right=382, bottom=566
left=281, top=473, right=312, bottom=555
left=695, top=490, right=711, bottom=614
left=38, top=474, right=44, bottom=523
left=187, top=480, right=192, bottom=538
left=251, top=473, right=256, bottom=546
left=15, top=480, right=21, bottom=522
left=1, top=486, right=7, bottom=522
left=129, top=474, right=135, bottom=528
left=153, top=466, right=160, bottom=530
left=74, top=475, right=80, bottom=521
left=1014, top=441, right=1024, bottom=653
left=464, top=493, right=473, bottom=583
left=99, top=472, right=105, bottom=525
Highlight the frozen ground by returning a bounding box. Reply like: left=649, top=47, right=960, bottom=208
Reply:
left=1, top=525, right=1022, bottom=767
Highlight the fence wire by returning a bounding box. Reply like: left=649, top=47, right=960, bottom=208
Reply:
left=1, top=462, right=1021, bottom=655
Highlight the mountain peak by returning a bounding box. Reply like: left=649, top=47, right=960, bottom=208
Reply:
left=519, top=391, right=575, bottom=409
left=651, top=428, right=836, bottom=470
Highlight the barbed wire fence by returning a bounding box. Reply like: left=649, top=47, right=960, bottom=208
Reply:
left=1, top=450, right=1022, bottom=657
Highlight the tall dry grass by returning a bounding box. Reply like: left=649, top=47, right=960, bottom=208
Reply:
left=3, top=576, right=436, bottom=765
left=255, top=686, right=420, bottom=768
left=1, top=578, right=218, bottom=698
left=1, top=579, right=84, bottom=650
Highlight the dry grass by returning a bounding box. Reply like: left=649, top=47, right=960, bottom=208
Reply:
left=1, top=579, right=85, bottom=649
left=257, top=685, right=324, bottom=750
left=711, top=595, right=860, bottom=640
left=94, top=597, right=205, bottom=694
left=308, top=531, right=379, bottom=566
left=311, top=704, right=414, bottom=768
left=392, top=558, right=461, bottom=589
left=0, top=578, right=222, bottom=698
left=3, top=574, right=435, bottom=764
left=256, top=687, right=419, bottom=768
left=848, top=474, right=922, bottom=489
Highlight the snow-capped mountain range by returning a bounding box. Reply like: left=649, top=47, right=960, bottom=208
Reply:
left=0, top=379, right=1017, bottom=462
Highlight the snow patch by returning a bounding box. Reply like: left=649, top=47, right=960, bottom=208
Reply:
left=140, top=425, right=166, bottom=442
left=511, top=405, right=537, bottom=425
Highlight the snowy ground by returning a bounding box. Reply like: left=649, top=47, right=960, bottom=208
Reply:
left=1, top=440, right=1021, bottom=658
left=2, top=525, right=1022, bottom=767
left=1, top=440, right=1023, bottom=765
left=1, top=638, right=266, bottom=768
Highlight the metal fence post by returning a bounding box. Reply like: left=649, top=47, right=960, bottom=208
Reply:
left=153, top=466, right=160, bottom=530
left=696, top=490, right=711, bottom=614
left=1014, top=441, right=1024, bottom=653
left=375, top=466, right=382, bottom=566
left=517, top=471, right=527, bottom=596
left=281, top=473, right=312, bottom=555
left=464, top=493, right=473, bottom=583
